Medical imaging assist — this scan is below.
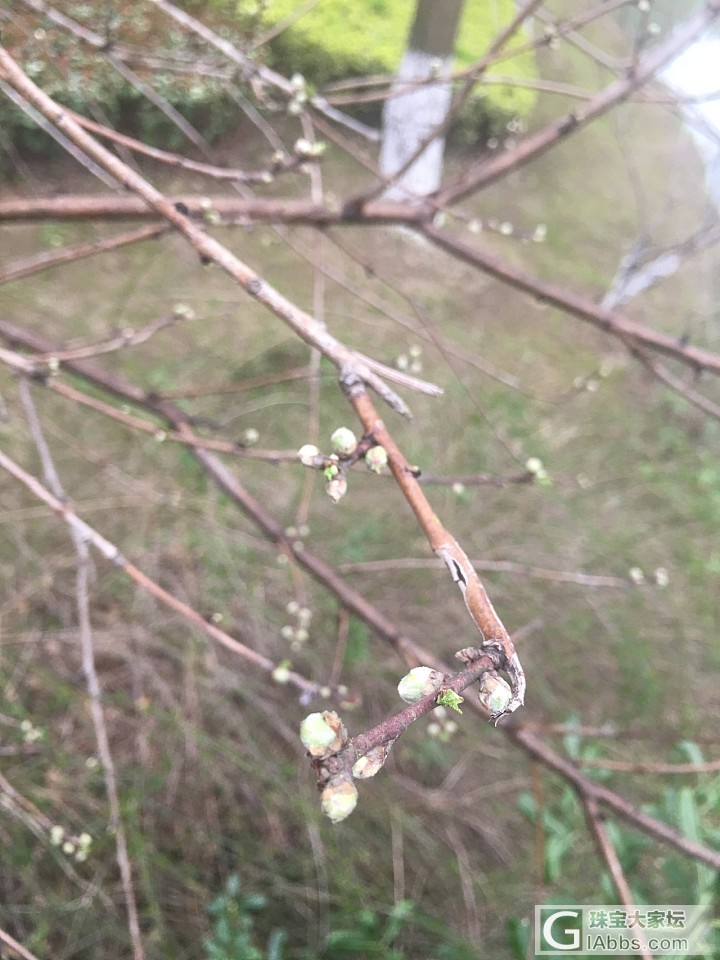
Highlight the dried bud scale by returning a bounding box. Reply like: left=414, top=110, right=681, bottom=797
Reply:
left=352, top=742, right=392, bottom=779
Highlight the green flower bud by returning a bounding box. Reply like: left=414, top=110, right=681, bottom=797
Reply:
left=321, top=775, right=358, bottom=823
left=299, top=711, right=346, bottom=758
left=330, top=427, right=358, bottom=456
left=298, top=444, right=321, bottom=466
left=364, top=446, right=388, bottom=474
left=477, top=672, right=512, bottom=715
left=397, top=666, right=444, bottom=703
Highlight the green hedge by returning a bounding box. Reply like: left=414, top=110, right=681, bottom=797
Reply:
left=0, top=0, right=536, bottom=162
left=260, top=0, right=537, bottom=140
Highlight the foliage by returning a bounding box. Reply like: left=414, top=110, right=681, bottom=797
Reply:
left=516, top=727, right=720, bottom=902
left=204, top=875, right=477, bottom=960
left=260, top=0, right=536, bottom=139
left=0, top=1, right=256, bottom=154
left=205, top=873, right=287, bottom=960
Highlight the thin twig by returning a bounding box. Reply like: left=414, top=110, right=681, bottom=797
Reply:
left=579, top=757, right=720, bottom=774
left=436, top=2, right=720, bottom=205
left=0, top=926, right=41, bottom=960
left=0, top=224, right=168, bottom=287
left=336, top=556, right=635, bottom=589
left=0, top=49, right=415, bottom=416
left=421, top=222, right=720, bottom=379
left=345, top=379, right=526, bottom=714
left=0, top=441, right=318, bottom=699
left=3, top=325, right=720, bottom=871
left=18, top=380, right=146, bottom=960
left=581, top=796, right=654, bottom=960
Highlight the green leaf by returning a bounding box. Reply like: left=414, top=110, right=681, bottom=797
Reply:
left=506, top=916, right=531, bottom=960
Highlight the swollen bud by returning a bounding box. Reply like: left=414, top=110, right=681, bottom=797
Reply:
left=326, top=475, right=348, bottom=503
left=298, top=444, right=321, bottom=466
left=364, top=446, right=388, bottom=474
left=321, top=774, right=358, bottom=823
left=330, top=427, right=358, bottom=456
left=299, top=711, right=346, bottom=758
left=397, top=666, right=444, bottom=704
left=477, top=672, right=513, bottom=715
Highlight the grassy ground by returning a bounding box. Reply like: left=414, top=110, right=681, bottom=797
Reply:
left=1, top=24, right=720, bottom=960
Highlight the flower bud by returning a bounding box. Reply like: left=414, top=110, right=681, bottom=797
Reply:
left=50, top=825, right=64, bottom=846
left=321, top=775, right=358, bottom=823
left=298, top=444, right=320, bottom=466
left=352, top=743, right=391, bottom=779
left=397, top=666, right=444, bottom=704
left=477, top=672, right=512, bottom=715
left=272, top=661, right=291, bottom=684
left=364, top=446, right=388, bottom=474
left=326, top=475, right=348, bottom=503
left=330, top=427, right=358, bottom=456
left=299, top=711, right=346, bottom=758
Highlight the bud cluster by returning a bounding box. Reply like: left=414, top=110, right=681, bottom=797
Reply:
left=281, top=600, right=313, bottom=651
left=296, top=428, right=389, bottom=504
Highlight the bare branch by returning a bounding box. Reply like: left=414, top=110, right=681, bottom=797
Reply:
left=3, top=312, right=719, bottom=872
left=421, top=221, right=720, bottom=378
left=581, top=796, right=653, bottom=960
left=18, top=380, right=146, bottom=960
left=0, top=224, right=168, bottom=287
left=0, top=441, right=318, bottom=700
left=147, top=0, right=380, bottom=141
left=0, top=925, right=42, bottom=960
left=436, top=4, right=720, bottom=206
left=0, top=47, right=414, bottom=415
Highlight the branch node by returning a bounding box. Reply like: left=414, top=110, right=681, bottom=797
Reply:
left=338, top=363, right=367, bottom=399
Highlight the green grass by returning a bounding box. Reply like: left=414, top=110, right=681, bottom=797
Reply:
left=260, top=0, right=537, bottom=136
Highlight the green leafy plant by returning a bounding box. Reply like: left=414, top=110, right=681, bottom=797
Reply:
left=204, top=873, right=286, bottom=960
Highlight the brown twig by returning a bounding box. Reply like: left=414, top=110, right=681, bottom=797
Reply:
left=337, top=556, right=635, bottom=589
left=67, top=109, right=304, bottom=183
left=0, top=48, right=415, bottom=416
left=2, top=326, right=719, bottom=871
left=421, top=222, right=720, bottom=379
left=578, top=757, right=720, bottom=774
left=435, top=2, right=720, bottom=206
left=0, top=194, right=427, bottom=224
left=343, top=374, right=526, bottom=714
left=581, top=796, right=654, bottom=960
